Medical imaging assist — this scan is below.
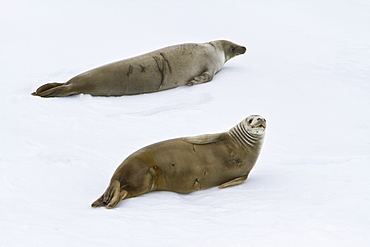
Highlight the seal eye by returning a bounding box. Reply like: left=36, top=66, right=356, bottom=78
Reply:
left=248, top=119, right=253, bottom=124
left=231, top=46, right=236, bottom=52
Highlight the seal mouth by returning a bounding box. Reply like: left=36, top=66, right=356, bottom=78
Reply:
left=254, top=125, right=266, bottom=131
left=252, top=121, right=266, bottom=129
left=250, top=120, right=266, bottom=134
left=258, top=123, right=266, bottom=129
left=250, top=126, right=265, bottom=135
left=245, top=115, right=266, bottom=135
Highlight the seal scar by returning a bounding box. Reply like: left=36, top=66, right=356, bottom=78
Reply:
left=153, top=56, right=165, bottom=90
left=149, top=166, right=158, bottom=175
left=140, top=65, right=146, bottom=72
left=127, top=65, right=133, bottom=77
left=150, top=178, right=156, bottom=191
left=193, top=178, right=201, bottom=188
left=160, top=53, right=172, bottom=73
left=208, top=42, right=216, bottom=50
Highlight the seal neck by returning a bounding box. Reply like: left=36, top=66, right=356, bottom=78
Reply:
left=227, top=122, right=263, bottom=148
left=208, top=41, right=227, bottom=65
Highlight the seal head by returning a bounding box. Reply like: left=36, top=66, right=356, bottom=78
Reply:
left=244, top=115, right=266, bottom=135
left=209, top=40, right=247, bottom=62
left=227, top=115, right=266, bottom=149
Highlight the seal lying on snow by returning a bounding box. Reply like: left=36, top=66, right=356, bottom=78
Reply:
left=32, top=40, right=246, bottom=97
left=92, top=115, right=266, bottom=209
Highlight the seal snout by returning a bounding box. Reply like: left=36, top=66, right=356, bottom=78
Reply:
left=247, top=116, right=266, bottom=134
left=230, top=44, right=246, bottom=56
left=256, top=117, right=266, bottom=129
left=239, top=46, right=247, bottom=54
left=233, top=46, right=246, bottom=55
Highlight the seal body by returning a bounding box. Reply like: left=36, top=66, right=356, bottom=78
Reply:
left=32, top=40, right=246, bottom=97
left=92, top=115, right=266, bottom=209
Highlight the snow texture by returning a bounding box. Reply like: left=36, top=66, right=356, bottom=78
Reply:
left=1, top=0, right=370, bottom=246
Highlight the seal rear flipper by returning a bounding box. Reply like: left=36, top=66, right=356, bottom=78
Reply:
left=218, top=174, right=249, bottom=189
left=107, top=190, right=128, bottom=209
left=31, top=82, right=75, bottom=97
left=91, top=180, right=128, bottom=209
left=183, top=133, right=224, bottom=145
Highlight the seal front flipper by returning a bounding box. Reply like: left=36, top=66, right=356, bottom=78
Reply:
left=218, top=174, right=249, bottom=189
left=183, top=133, right=225, bottom=144
left=186, top=70, right=214, bottom=86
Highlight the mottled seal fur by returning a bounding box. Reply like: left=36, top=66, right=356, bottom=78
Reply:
left=32, top=40, right=246, bottom=97
left=92, top=115, right=266, bottom=209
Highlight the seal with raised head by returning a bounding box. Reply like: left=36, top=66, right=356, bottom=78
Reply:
left=91, top=115, right=266, bottom=209
left=32, top=40, right=246, bottom=97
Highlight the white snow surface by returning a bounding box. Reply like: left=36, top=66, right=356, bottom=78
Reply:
left=1, top=0, right=370, bottom=246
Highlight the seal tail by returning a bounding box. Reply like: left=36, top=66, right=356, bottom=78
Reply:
left=31, top=82, right=75, bottom=97
left=91, top=180, right=128, bottom=209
